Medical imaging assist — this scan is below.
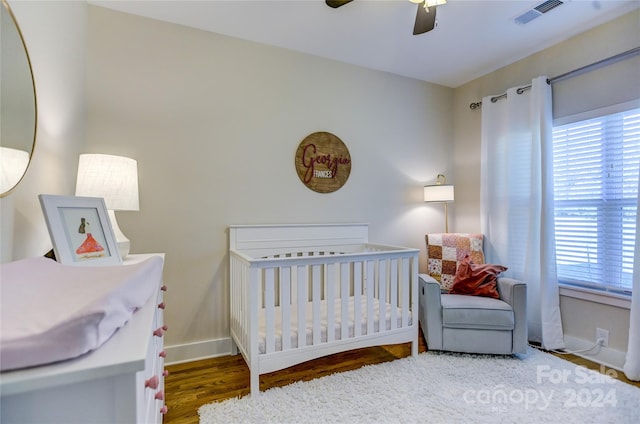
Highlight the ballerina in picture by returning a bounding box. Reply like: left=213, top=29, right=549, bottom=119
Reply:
left=75, top=217, right=105, bottom=259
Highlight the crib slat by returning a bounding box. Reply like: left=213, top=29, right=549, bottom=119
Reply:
left=248, top=265, right=259, bottom=360
left=280, top=266, right=291, bottom=351
left=312, top=264, right=321, bottom=345
left=410, top=254, right=419, bottom=356
left=264, top=268, right=276, bottom=353
left=340, top=262, right=350, bottom=340
left=229, top=256, right=237, bottom=346
left=353, top=261, right=362, bottom=337
left=239, top=260, right=247, bottom=352
left=390, top=258, right=398, bottom=330
left=401, top=258, right=410, bottom=327
left=297, top=265, right=308, bottom=348
left=231, top=257, right=238, bottom=340
left=326, top=263, right=336, bottom=343
left=378, top=259, right=387, bottom=331
left=236, top=258, right=245, bottom=347
left=366, top=260, right=375, bottom=335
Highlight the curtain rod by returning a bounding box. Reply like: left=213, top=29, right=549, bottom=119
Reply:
left=469, top=46, right=640, bottom=110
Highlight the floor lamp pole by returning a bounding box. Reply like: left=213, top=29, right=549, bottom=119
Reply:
left=444, top=203, right=449, bottom=233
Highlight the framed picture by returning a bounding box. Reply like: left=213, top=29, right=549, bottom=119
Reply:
left=38, top=194, right=122, bottom=266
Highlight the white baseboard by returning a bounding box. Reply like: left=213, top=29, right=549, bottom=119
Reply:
left=562, top=334, right=627, bottom=372
left=164, top=337, right=235, bottom=365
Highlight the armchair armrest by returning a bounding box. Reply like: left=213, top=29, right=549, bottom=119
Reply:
left=497, top=277, right=528, bottom=354
left=419, top=273, right=442, bottom=306
left=496, top=277, right=525, bottom=307
left=418, top=273, right=444, bottom=350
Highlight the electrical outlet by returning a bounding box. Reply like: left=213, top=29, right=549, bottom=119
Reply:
left=596, top=328, right=609, bottom=347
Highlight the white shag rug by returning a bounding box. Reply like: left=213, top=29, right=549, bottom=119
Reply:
left=198, top=348, right=640, bottom=424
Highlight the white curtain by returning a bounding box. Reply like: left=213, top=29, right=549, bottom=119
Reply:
left=480, top=76, right=564, bottom=350
left=624, top=177, right=640, bottom=380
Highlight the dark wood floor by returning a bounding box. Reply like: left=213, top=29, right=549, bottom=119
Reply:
left=163, top=332, right=639, bottom=424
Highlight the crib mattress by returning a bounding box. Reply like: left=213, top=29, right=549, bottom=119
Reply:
left=257, top=297, right=411, bottom=354
left=0, top=256, right=163, bottom=371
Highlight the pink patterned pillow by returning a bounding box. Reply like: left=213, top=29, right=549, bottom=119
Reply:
left=426, top=233, right=485, bottom=291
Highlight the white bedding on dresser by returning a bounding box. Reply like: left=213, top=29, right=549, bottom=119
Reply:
left=0, top=256, right=163, bottom=371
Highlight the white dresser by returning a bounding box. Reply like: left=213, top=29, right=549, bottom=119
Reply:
left=0, top=254, right=168, bottom=424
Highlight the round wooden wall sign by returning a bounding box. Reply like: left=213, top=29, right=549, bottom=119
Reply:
left=295, top=132, right=352, bottom=193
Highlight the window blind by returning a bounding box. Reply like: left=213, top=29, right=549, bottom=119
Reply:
left=552, top=107, right=640, bottom=293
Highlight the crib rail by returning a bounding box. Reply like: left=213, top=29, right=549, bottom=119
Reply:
left=230, top=245, right=418, bottom=363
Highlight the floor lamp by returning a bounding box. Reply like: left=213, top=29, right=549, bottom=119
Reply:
left=424, top=174, right=455, bottom=233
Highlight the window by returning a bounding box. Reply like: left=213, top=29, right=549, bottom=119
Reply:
left=552, top=105, right=640, bottom=294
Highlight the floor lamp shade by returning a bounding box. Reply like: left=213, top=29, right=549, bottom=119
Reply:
left=424, top=176, right=454, bottom=233
left=423, top=184, right=454, bottom=203
left=75, top=154, right=139, bottom=258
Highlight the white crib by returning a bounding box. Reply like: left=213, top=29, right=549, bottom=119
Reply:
left=229, top=223, right=419, bottom=396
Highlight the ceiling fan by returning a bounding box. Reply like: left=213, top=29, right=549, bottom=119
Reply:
left=325, top=0, right=446, bottom=35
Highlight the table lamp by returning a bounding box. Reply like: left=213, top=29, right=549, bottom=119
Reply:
left=75, top=153, right=139, bottom=259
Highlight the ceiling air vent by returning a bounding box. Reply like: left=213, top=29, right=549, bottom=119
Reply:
left=515, top=0, right=566, bottom=25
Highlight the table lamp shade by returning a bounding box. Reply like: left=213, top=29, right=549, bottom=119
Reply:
left=75, top=154, right=139, bottom=211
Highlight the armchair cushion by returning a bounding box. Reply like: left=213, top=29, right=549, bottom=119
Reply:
left=426, top=233, right=484, bottom=291
left=441, top=295, right=514, bottom=330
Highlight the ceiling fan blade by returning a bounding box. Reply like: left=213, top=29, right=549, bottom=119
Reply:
left=326, top=0, right=354, bottom=8
left=413, top=2, right=437, bottom=35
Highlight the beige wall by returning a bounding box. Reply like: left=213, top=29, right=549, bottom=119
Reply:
left=451, top=10, right=639, bottom=368
left=1, top=0, right=87, bottom=262
left=83, top=6, right=453, bottom=360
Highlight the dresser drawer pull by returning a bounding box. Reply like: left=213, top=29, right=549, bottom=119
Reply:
left=160, top=405, right=169, bottom=414
left=154, top=390, right=165, bottom=400
left=158, top=302, right=166, bottom=309
left=144, top=376, right=159, bottom=390
left=161, top=285, right=168, bottom=292
left=153, top=328, right=164, bottom=337
left=159, top=350, right=167, bottom=358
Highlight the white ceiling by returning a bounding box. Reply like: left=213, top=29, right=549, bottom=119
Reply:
left=89, top=0, right=639, bottom=88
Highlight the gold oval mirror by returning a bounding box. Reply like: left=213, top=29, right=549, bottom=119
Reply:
left=0, top=0, right=37, bottom=197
